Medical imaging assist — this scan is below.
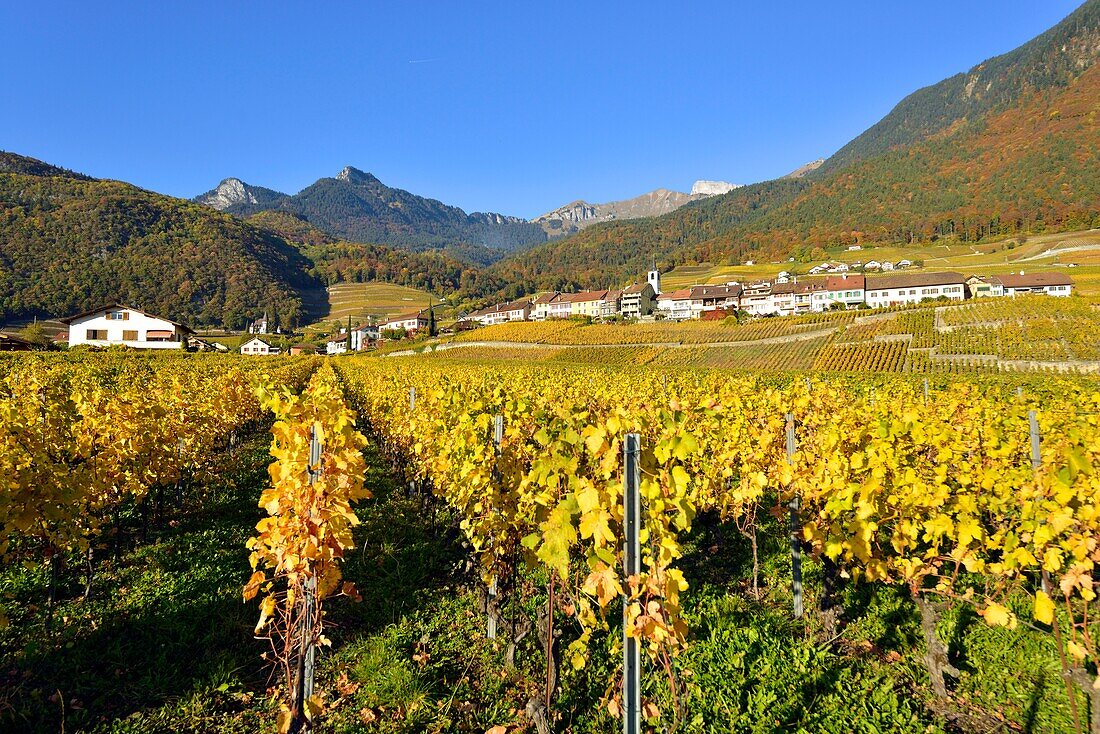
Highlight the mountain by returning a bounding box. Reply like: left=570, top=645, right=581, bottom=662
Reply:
left=484, top=1, right=1100, bottom=293
left=0, top=151, right=95, bottom=181
left=534, top=180, right=741, bottom=237
left=195, top=166, right=547, bottom=266
left=815, top=0, right=1100, bottom=177
left=783, top=159, right=824, bottom=179
left=194, top=178, right=288, bottom=216
left=0, top=153, right=319, bottom=329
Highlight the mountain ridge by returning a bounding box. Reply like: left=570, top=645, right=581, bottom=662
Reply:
left=533, top=180, right=741, bottom=237
left=194, top=165, right=547, bottom=265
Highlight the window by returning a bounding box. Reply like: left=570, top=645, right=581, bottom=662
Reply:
left=106, top=311, right=129, bottom=321
left=122, top=330, right=138, bottom=341
left=86, top=329, right=107, bottom=340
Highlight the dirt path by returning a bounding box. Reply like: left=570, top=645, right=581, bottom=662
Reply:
left=386, top=326, right=842, bottom=357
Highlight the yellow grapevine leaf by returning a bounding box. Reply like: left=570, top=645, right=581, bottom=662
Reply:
left=1033, top=590, right=1054, bottom=625
left=980, top=603, right=1017, bottom=629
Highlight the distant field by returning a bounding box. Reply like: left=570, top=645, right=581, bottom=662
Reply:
left=661, top=228, right=1100, bottom=296
left=303, top=282, right=438, bottom=332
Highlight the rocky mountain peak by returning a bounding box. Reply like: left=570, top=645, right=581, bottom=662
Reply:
left=336, top=166, right=376, bottom=184
left=690, top=180, right=741, bottom=196
left=783, top=159, right=825, bottom=179
left=200, top=178, right=258, bottom=210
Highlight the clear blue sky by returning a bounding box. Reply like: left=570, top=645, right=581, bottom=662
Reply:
left=0, top=1, right=1083, bottom=219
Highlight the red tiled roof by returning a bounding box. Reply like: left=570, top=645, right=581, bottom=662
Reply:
left=656, top=288, right=693, bottom=301
left=825, top=274, right=865, bottom=292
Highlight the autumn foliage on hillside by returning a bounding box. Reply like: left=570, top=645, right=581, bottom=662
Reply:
left=0, top=174, right=319, bottom=328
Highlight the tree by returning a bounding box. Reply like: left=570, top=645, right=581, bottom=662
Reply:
left=20, top=321, right=50, bottom=349
left=427, top=300, right=437, bottom=337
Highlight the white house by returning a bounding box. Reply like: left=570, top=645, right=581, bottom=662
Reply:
left=993, top=272, right=1073, bottom=297
left=738, top=281, right=775, bottom=316
left=351, top=323, right=380, bottom=350
left=811, top=274, right=865, bottom=312
left=530, top=293, right=559, bottom=321
left=895, top=259, right=913, bottom=269
left=771, top=280, right=823, bottom=316
left=241, top=337, right=280, bottom=355
left=864, top=272, right=966, bottom=308
left=381, top=310, right=430, bottom=334
left=655, top=288, right=695, bottom=320
left=63, top=304, right=193, bottom=350
left=469, top=299, right=532, bottom=326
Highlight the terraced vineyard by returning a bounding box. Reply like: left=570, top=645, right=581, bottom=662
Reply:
left=435, top=295, right=1100, bottom=375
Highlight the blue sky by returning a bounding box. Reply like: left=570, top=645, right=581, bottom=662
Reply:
left=0, top=1, right=1083, bottom=218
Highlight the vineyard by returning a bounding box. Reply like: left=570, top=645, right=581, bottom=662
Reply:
left=432, top=295, right=1100, bottom=375
left=2, top=351, right=1099, bottom=733
left=451, top=311, right=856, bottom=346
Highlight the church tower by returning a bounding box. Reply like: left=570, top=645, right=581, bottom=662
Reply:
left=647, top=260, right=661, bottom=295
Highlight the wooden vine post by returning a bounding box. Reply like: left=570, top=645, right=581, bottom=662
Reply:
left=786, top=413, right=803, bottom=619
left=622, top=432, right=641, bottom=734
left=487, top=414, right=503, bottom=640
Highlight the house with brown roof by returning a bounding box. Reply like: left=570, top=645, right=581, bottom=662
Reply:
left=688, top=284, right=741, bottom=318
left=771, top=280, right=824, bottom=316
left=600, top=290, right=623, bottom=317
left=469, top=299, right=532, bottom=326
left=0, top=333, right=35, bottom=351
left=738, top=281, right=774, bottom=316
left=381, top=310, right=430, bottom=333
left=992, top=272, right=1073, bottom=297
left=530, top=292, right=559, bottom=321
left=864, top=272, right=966, bottom=308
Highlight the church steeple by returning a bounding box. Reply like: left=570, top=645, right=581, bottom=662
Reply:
left=647, top=259, right=661, bottom=295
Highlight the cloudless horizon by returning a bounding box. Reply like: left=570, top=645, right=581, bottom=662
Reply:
left=0, top=1, right=1084, bottom=218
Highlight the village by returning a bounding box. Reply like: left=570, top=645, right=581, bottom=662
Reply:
left=0, top=262, right=1075, bottom=355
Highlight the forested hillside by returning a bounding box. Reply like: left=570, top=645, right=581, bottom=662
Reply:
left=248, top=211, right=505, bottom=296
left=487, top=179, right=810, bottom=292
left=487, top=1, right=1100, bottom=293
left=0, top=160, right=319, bottom=329
left=816, top=0, right=1100, bottom=175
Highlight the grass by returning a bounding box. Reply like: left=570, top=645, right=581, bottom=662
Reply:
left=0, top=423, right=1086, bottom=732
left=302, top=283, right=439, bottom=334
